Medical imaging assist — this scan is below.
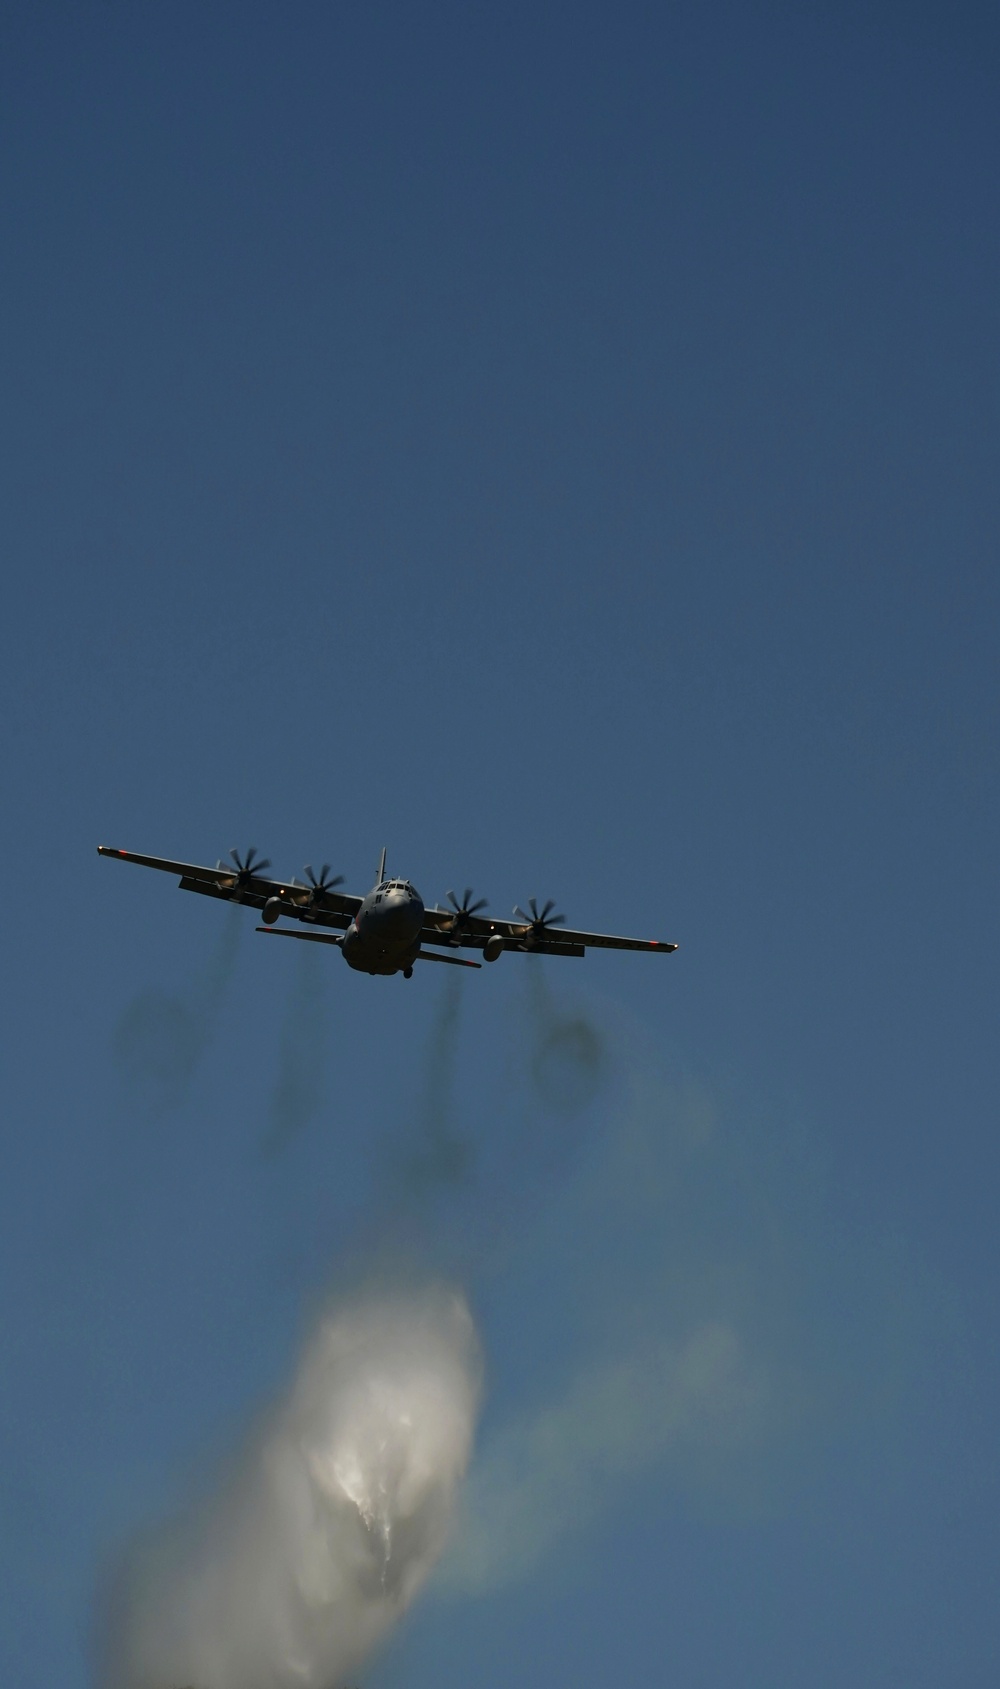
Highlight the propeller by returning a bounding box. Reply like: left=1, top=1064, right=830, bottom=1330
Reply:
left=512, top=897, right=566, bottom=945
left=442, top=885, right=489, bottom=939
left=220, top=846, right=271, bottom=887
left=295, top=863, right=345, bottom=903
left=444, top=887, right=489, bottom=931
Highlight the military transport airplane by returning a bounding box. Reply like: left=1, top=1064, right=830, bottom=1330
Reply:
left=97, top=844, right=678, bottom=979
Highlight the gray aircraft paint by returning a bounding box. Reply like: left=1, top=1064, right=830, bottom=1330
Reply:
left=342, top=871, right=426, bottom=978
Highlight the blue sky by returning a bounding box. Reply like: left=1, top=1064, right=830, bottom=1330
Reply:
left=1, top=4, right=998, bottom=1686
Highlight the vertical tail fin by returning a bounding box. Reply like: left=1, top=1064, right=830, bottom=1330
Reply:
left=375, top=846, right=387, bottom=886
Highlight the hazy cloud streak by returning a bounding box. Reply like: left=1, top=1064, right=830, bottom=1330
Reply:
left=439, top=1004, right=923, bottom=1593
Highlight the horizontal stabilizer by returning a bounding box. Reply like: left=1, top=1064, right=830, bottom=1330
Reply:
left=256, top=927, right=343, bottom=946
left=415, top=949, right=482, bottom=969
left=515, top=940, right=586, bottom=958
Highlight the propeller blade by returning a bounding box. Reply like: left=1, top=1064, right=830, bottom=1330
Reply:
left=230, top=848, right=270, bottom=878
left=446, top=887, right=489, bottom=923
left=303, top=863, right=344, bottom=895
left=513, top=899, right=565, bottom=933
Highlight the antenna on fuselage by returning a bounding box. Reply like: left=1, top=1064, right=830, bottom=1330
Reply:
left=375, top=846, right=387, bottom=886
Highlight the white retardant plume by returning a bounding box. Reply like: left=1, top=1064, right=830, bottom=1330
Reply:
left=444, top=1321, right=770, bottom=1591
left=104, top=1287, right=481, bottom=1689
left=436, top=1007, right=926, bottom=1596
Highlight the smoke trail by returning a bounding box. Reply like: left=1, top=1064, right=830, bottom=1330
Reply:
left=112, top=908, right=241, bottom=1114
left=461, top=962, right=610, bottom=1235
left=112, top=991, right=205, bottom=1112
left=399, top=974, right=471, bottom=1192
left=264, top=945, right=328, bottom=1153
left=102, top=1285, right=481, bottom=1689
left=522, top=959, right=607, bottom=1118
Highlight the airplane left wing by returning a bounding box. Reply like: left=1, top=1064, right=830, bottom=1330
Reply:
left=530, top=925, right=678, bottom=953
left=419, top=903, right=677, bottom=957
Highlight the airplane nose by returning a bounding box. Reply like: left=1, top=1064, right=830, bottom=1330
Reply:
left=376, top=891, right=422, bottom=938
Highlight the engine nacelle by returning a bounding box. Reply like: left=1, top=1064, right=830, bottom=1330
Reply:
left=483, top=932, right=504, bottom=962
left=261, top=897, right=283, bottom=925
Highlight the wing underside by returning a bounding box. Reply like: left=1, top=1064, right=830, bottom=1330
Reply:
left=98, top=846, right=361, bottom=925
left=419, top=908, right=676, bottom=956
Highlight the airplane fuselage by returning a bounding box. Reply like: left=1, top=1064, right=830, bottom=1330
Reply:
left=341, top=878, right=426, bottom=976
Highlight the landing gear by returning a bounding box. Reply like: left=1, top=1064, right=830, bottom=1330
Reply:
left=403, top=966, right=413, bottom=979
